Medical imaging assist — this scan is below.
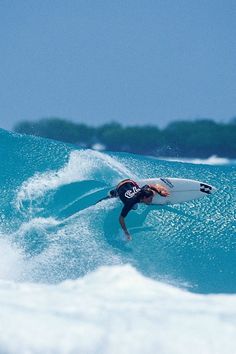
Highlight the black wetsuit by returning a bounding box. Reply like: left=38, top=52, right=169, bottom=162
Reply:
left=117, top=182, right=142, bottom=217
left=97, top=180, right=154, bottom=217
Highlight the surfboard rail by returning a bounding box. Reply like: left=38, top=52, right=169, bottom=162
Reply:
left=137, top=177, right=217, bottom=205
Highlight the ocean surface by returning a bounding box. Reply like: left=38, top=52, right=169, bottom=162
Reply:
left=0, top=128, right=235, bottom=354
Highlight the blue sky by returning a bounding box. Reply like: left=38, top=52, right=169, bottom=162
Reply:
left=0, top=0, right=236, bottom=130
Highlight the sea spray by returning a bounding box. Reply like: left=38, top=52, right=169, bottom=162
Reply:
left=0, top=128, right=235, bottom=353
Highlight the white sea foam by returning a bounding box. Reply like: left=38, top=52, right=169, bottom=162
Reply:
left=0, top=238, right=24, bottom=281
left=15, top=149, right=135, bottom=210
left=0, top=265, right=235, bottom=354
left=0, top=218, right=60, bottom=282
left=13, top=217, right=60, bottom=234
left=159, top=155, right=233, bottom=165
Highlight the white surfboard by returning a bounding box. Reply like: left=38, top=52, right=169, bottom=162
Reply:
left=137, top=177, right=217, bottom=205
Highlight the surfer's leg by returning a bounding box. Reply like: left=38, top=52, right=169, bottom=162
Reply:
left=95, top=195, right=112, bottom=204
left=109, top=189, right=118, bottom=197
left=96, top=189, right=118, bottom=205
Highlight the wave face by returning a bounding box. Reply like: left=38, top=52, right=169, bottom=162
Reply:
left=0, top=128, right=235, bottom=293
left=0, top=129, right=236, bottom=353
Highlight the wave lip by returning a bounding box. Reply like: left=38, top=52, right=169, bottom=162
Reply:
left=15, top=149, right=135, bottom=211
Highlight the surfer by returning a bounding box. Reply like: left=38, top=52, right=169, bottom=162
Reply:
left=99, top=179, right=169, bottom=241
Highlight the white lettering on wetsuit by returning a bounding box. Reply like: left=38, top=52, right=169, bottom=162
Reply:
left=124, top=186, right=141, bottom=199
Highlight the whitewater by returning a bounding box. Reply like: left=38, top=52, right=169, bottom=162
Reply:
left=0, top=128, right=235, bottom=354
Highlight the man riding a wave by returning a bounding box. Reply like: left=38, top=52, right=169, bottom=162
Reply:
left=100, top=179, right=169, bottom=241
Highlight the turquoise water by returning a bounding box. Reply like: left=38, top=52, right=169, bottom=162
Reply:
left=0, top=128, right=236, bottom=353
left=1, top=128, right=235, bottom=293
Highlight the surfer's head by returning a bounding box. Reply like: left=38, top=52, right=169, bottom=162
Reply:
left=139, top=188, right=154, bottom=204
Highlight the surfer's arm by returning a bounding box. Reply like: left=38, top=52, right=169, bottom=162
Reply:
left=119, top=204, right=133, bottom=240
left=149, top=184, right=169, bottom=197
left=95, top=189, right=118, bottom=204
left=119, top=215, right=132, bottom=241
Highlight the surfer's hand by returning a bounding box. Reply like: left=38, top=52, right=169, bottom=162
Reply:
left=155, top=185, right=169, bottom=197
left=159, top=188, right=169, bottom=197
left=125, top=232, right=132, bottom=241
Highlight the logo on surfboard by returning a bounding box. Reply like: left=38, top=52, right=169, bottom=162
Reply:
left=200, top=183, right=212, bottom=194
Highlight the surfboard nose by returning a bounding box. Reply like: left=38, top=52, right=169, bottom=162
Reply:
left=211, top=186, right=217, bottom=194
